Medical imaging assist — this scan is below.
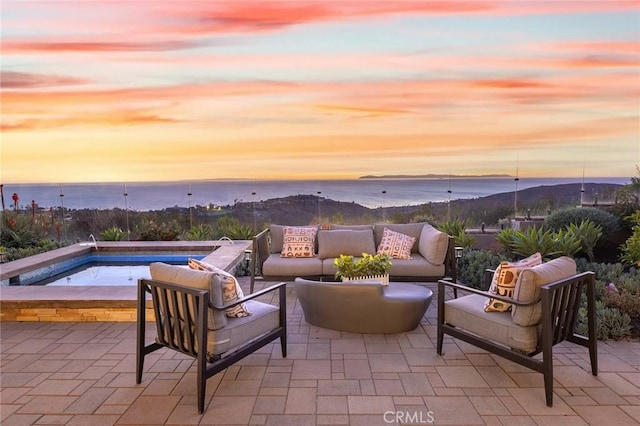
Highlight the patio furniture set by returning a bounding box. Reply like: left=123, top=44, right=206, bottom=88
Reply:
left=136, top=224, right=598, bottom=413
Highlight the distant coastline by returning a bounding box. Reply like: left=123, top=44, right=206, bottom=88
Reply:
left=359, top=174, right=512, bottom=179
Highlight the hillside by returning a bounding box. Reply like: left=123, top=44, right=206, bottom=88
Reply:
left=232, top=182, right=624, bottom=226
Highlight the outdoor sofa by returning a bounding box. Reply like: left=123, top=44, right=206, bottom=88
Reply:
left=250, top=222, right=456, bottom=292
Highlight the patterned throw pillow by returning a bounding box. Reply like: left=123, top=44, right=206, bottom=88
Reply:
left=281, top=226, right=318, bottom=258
left=188, top=258, right=251, bottom=317
left=377, top=227, right=415, bottom=260
left=484, top=252, right=542, bottom=312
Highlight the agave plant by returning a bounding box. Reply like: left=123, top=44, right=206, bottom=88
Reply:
left=186, top=223, right=214, bottom=241
left=495, top=228, right=518, bottom=256
left=553, top=228, right=582, bottom=258
left=437, top=219, right=467, bottom=238
left=565, top=219, right=602, bottom=262
left=509, top=227, right=561, bottom=259
left=100, top=226, right=125, bottom=241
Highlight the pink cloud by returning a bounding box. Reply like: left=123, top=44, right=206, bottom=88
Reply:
left=1, top=71, right=90, bottom=89
left=1, top=39, right=208, bottom=54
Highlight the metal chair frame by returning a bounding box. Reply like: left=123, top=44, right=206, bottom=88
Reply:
left=136, top=278, right=287, bottom=413
left=437, top=271, right=597, bottom=406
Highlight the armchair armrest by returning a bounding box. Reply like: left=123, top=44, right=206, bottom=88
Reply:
left=437, top=279, right=540, bottom=307
left=250, top=228, right=271, bottom=293
left=211, top=282, right=286, bottom=311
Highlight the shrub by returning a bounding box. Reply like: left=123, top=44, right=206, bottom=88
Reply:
left=4, top=240, right=66, bottom=261
left=138, top=220, right=182, bottom=241
left=1, top=213, right=46, bottom=249
left=575, top=301, right=631, bottom=340
left=457, top=248, right=507, bottom=290
left=574, top=259, right=639, bottom=339
left=545, top=207, right=620, bottom=236
left=620, top=210, right=640, bottom=266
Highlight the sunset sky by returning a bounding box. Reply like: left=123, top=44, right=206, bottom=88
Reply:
left=1, top=0, right=639, bottom=184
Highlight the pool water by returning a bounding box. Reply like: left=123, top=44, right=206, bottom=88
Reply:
left=42, top=264, right=155, bottom=286
left=27, top=254, right=204, bottom=286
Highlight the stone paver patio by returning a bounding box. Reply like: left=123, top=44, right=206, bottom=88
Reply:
left=1, top=278, right=639, bottom=425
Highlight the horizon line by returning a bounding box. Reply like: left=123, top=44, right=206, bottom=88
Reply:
left=0, top=175, right=632, bottom=186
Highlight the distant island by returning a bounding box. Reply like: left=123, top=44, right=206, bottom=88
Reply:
left=359, top=174, right=513, bottom=179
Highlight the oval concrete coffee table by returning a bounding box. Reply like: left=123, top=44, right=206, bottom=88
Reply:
left=294, top=278, right=433, bottom=333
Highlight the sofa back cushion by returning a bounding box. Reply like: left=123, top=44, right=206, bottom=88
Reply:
left=373, top=222, right=426, bottom=253
left=330, top=224, right=373, bottom=231
left=511, top=256, right=577, bottom=326
left=418, top=224, right=449, bottom=265
left=149, top=262, right=227, bottom=330
left=317, top=229, right=376, bottom=259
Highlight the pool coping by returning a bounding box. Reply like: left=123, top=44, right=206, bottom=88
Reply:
left=0, top=240, right=252, bottom=321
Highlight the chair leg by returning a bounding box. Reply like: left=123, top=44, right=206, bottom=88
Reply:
left=589, top=339, right=598, bottom=376
left=437, top=281, right=445, bottom=355
left=543, top=366, right=553, bottom=407
left=280, top=334, right=287, bottom=358
left=197, top=357, right=206, bottom=414
left=135, top=351, right=144, bottom=385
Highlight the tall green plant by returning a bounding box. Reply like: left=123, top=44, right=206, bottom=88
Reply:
left=566, top=219, right=602, bottom=262
left=437, top=219, right=467, bottom=238
left=620, top=210, right=640, bottom=266
left=495, top=228, right=517, bottom=257
left=100, top=226, right=125, bottom=241
left=438, top=219, right=475, bottom=248
left=186, top=224, right=214, bottom=241
left=499, top=227, right=580, bottom=260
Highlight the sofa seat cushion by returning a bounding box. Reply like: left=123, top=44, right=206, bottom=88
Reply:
left=317, top=229, right=376, bottom=259
left=374, top=222, right=427, bottom=253
left=207, top=300, right=280, bottom=357
left=387, top=254, right=445, bottom=277
left=445, top=294, right=538, bottom=353
left=511, top=256, right=577, bottom=327
left=262, top=254, right=323, bottom=277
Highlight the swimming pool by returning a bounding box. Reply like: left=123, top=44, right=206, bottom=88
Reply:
left=42, top=264, right=153, bottom=286
left=26, top=253, right=205, bottom=286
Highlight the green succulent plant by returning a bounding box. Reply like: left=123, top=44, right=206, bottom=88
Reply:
left=334, top=253, right=392, bottom=280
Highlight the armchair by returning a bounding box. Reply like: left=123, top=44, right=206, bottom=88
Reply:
left=136, top=263, right=287, bottom=413
left=437, top=256, right=597, bottom=407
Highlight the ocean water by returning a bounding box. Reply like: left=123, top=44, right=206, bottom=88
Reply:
left=2, top=177, right=628, bottom=211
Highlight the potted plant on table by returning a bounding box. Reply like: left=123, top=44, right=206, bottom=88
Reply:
left=334, top=253, right=392, bottom=285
